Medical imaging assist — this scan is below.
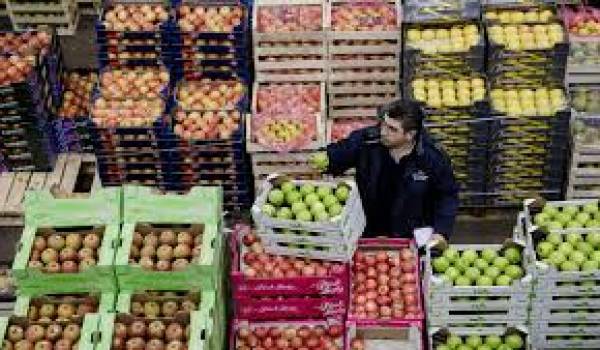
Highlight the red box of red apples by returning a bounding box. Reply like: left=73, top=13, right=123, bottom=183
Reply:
left=348, top=238, right=424, bottom=326
left=230, top=224, right=349, bottom=320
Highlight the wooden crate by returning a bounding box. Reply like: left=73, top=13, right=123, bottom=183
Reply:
left=253, top=0, right=328, bottom=82
left=248, top=81, right=327, bottom=152
left=326, top=117, right=377, bottom=144
left=328, top=82, right=400, bottom=119
left=7, top=0, right=79, bottom=35
left=0, top=154, right=100, bottom=227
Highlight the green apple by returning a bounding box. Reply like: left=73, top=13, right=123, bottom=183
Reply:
left=474, top=258, right=489, bottom=270
left=277, top=207, right=293, bottom=219
left=316, top=185, right=332, bottom=199
left=484, top=266, right=501, bottom=280
left=496, top=345, right=511, bottom=350
left=311, top=152, right=329, bottom=170
left=481, top=248, right=498, bottom=263
left=444, top=247, right=460, bottom=263
left=465, top=267, right=481, bottom=280
left=586, top=232, right=600, bottom=248
left=286, top=191, right=302, bottom=206
left=583, top=202, right=599, bottom=215
left=296, top=210, right=313, bottom=222
left=436, top=345, right=451, bottom=350
left=504, top=334, right=523, bottom=349
left=536, top=241, right=554, bottom=258
left=585, top=220, right=600, bottom=228
left=557, top=242, right=574, bottom=255
left=280, top=181, right=296, bottom=193
left=476, top=275, right=494, bottom=286
left=493, top=256, right=510, bottom=271
left=560, top=260, right=579, bottom=271
left=328, top=203, right=343, bottom=217
left=335, top=185, right=350, bottom=202
left=444, top=266, right=460, bottom=281
left=534, top=212, right=551, bottom=226
left=476, top=345, right=492, bottom=350
left=566, top=233, right=584, bottom=246
left=562, top=205, right=580, bottom=217
left=454, top=276, right=472, bottom=286
left=268, top=189, right=285, bottom=206
left=291, top=201, right=307, bottom=214
left=304, top=193, right=319, bottom=206
left=576, top=241, right=594, bottom=256
left=570, top=251, right=587, bottom=266
left=461, top=249, right=479, bottom=265
left=548, top=251, right=566, bottom=267
left=546, top=221, right=564, bottom=231
left=505, top=265, right=524, bottom=279
left=310, top=201, right=326, bottom=214
left=495, top=274, right=512, bottom=286
left=547, top=232, right=563, bottom=245
left=322, top=194, right=339, bottom=208
left=503, top=247, right=521, bottom=264
left=300, top=184, right=316, bottom=196
left=466, top=335, right=482, bottom=348
left=484, top=335, right=502, bottom=348
left=454, top=258, right=471, bottom=273
left=262, top=203, right=277, bottom=217
left=433, top=256, right=450, bottom=273
left=447, top=335, right=463, bottom=349
left=542, top=204, right=559, bottom=217
left=556, top=212, right=572, bottom=225
left=590, top=251, right=600, bottom=263
left=456, top=345, right=471, bottom=350
left=313, top=210, right=329, bottom=222
left=576, top=212, right=592, bottom=225
left=566, top=221, right=583, bottom=229
left=582, top=260, right=599, bottom=271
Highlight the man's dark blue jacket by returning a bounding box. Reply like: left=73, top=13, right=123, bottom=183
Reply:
left=326, top=126, right=460, bottom=238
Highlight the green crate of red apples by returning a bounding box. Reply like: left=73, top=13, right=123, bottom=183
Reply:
left=231, top=224, right=349, bottom=320
left=14, top=292, right=116, bottom=321
left=349, top=239, right=423, bottom=323
left=251, top=175, right=365, bottom=254
left=429, top=326, right=529, bottom=350
left=526, top=199, right=600, bottom=292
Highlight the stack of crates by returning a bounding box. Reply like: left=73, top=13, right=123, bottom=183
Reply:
left=5, top=0, right=79, bottom=35
left=327, top=0, right=401, bottom=130
left=424, top=240, right=532, bottom=338
left=567, top=114, right=600, bottom=199
left=52, top=69, right=96, bottom=152
left=483, top=4, right=571, bottom=206
left=113, top=185, right=227, bottom=350
left=248, top=0, right=328, bottom=189
left=0, top=31, right=62, bottom=172
left=524, top=199, right=600, bottom=348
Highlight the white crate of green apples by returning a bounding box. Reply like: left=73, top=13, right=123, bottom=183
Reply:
left=429, top=326, right=530, bottom=350
left=524, top=199, right=600, bottom=292
left=530, top=322, right=600, bottom=349
left=425, top=241, right=532, bottom=295
left=251, top=174, right=366, bottom=238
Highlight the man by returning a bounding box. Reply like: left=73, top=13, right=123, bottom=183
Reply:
left=312, top=100, right=459, bottom=244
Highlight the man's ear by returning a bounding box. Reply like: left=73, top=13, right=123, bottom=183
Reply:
left=407, top=129, right=417, bottom=140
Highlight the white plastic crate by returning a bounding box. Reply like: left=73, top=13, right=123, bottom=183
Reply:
left=532, top=290, right=600, bottom=322
left=531, top=321, right=600, bottom=349
left=252, top=174, right=366, bottom=235
left=429, top=326, right=531, bottom=350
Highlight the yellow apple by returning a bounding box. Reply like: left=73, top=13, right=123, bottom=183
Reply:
left=407, top=29, right=421, bottom=42
left=490, top=89, right=505, bottom=101
left=486, top=11, right=498, bottom=20
left=506, top=90, right=519, bottom=101
left=456, top=80, right=469, bottom=90
left=537, top=105, right=552, bottom=116
left=457, top=88, right=471, bottom=100
left=442, top=96, right=457, bottom=107
left=464, top=25, right=478, bottom=35
left=426, top=79, right=440, bottom=91
left=548, top=31, right=563, bottom=44
left=427, top=89, right=441, bottom=101
left=489, top=26, right=503, bottom=36
left=414, top=90, right=426, bottom=102
left=442, top=88, right=455, bottom=98
left=428, top=96, right=442, bottom=108
left=452, top=41, right=464, bottom=52
left=523, top=106, right=537, bottom=116
left=550, top=89, right=563, bottom=100
left=439, top=43, right=451, bottom=53
left=441, top=80, right=455, bottom=90
left=504, top=25, right=519, bottom=36
left=493, top=100, right=506, bottom=112
left=436, top=29, right=449, bottom=39
left=539, top=10, right=553, bottom=22
left=535, top=88, right=549, bottom=99
left=507, top=39, right=522, bottom=50
left=548, top=24, right=563, bottom=34
left=422, top=29, right=435, bottom=41
left=507, top=105, right=523, bottom=117
left=533, top=25, right=547, bottom=35
left=471, top=78, right=485, bottom=88
left=412, top=79, right=426, bottom=90
left=511, top=11, right=525, bottom=23
left=450, top=27, right=463, bottom=38
left=524, top=11, right=539, bottom=23
left=499, top=12, right=511, bottom=23
left=472, top=87, right=485, bottom=101
left=457, top=97, right=471, bottom=107
left=423, top=45, right=438, bottom=54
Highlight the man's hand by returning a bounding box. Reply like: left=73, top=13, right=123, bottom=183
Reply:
left=309, top=152, right=329, bottom=172
left=429, top=233, right=446, bottom=245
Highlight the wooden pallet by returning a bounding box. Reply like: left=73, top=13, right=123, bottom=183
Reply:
left=0, top=153, right=100, bottom=227
left=253, top=0, right=328, bottom=82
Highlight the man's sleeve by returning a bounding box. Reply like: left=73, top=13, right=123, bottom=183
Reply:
left=431, top=155, right=460, bottom=237
left=326, top=129, right=363, bottom=175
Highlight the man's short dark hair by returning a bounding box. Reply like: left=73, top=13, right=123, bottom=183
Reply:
left=377, top=100, right=424, bottom=132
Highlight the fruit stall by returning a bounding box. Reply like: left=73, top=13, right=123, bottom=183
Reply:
left=1, top=0, right=600, bottom=349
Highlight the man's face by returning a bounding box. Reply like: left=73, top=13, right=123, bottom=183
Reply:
left=380, top=116, right=415, bottom=148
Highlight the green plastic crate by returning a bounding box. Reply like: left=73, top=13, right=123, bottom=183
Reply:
left=199, top=290, right=227, bottom=350
left=115, top=290, right=203, bottom=314
left=115, top=223, right=225, bottom=291
left=0, top=314, right=100, bottom=350
left=24, top=188, right=121, bottom=227
left=95, top=311, right=210, bottom=350
left=122, top=185, right=223, bottom=224
left=13, top=292, right=116, bottom=317
left=12, top=225, right=119, bottom=294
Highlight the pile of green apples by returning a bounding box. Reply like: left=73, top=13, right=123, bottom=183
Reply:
left=435, top=333, right=525, bottom=350
left=533, top=202, right=600, bottom=231
left=431, top=246, right=524, bottom=287
left=534, top=231, right=600, bottom=272
left=261, top=181, right=351, bottom=222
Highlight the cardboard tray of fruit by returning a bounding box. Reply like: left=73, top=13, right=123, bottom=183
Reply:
left=425, top=240, right=533, bottom=296
left=326, top=0, right=401, bottom=39
left=428, top=326, right=529, bottom=350
left=0, top=314, right=99, bottom=350
left=346, top=319, right=423, bottom=350
left=252, top=174, right=365, bottom=237
left=230, top=224, right=350, bottom=298
left=230, top=318, right=345, bottom=350
left=95, top=311, right=210, bottom=350
left=234, top=294, right=347, bottom=321
left=14, top=292, right=116, bottom=319
left=252, top=0, right=327, bottom=39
